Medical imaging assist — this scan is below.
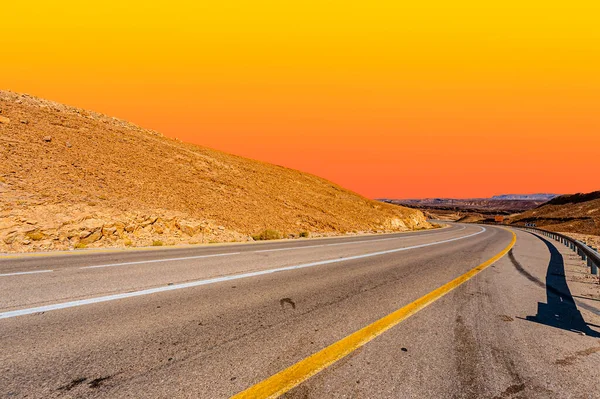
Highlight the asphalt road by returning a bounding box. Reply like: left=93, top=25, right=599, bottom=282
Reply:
left=1, top=223, right=599, bottom=398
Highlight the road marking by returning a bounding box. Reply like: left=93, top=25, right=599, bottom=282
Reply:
left=253, top=226, right=465, bottom=253
left=75, top=226, right=465, bottom=269
left=0, top=270, right=53, bottom=277
left=0, top=227, right=485, bottom=320
left=79, top=252, right=241, bottom=270
left=0, top=225, right=463, bottom=275
left=254, top=244, right=326, bottom=253
left=254, top=238, right=396, bottom=253
left=231, top=229, right=516, bottom=399
left=0, top=224, right=453, bottom=260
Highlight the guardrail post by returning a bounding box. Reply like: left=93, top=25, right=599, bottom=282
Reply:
left=519, top=226, right=599, bottom=283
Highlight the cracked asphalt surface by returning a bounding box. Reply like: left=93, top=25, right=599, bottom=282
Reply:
left=1, top=224, right=598, bottom=398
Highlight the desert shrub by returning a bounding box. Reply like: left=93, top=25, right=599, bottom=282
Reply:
left=152, top=240, right=164, bottom=246
left=74, top=242, right=87, bottom=249
left=26, top=231, right=45, bottom=241
left=299, top=231, right=309, bottom=238
left=252, top=229, right=282, bottom=241
left=124, top=238, right=133, bottom=247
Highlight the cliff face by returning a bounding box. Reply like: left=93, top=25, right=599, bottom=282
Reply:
left=0, top=91, right=430, bottom=252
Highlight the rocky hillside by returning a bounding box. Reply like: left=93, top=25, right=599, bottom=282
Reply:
left=0, top=91, right=430, bottom=252
left=510, top=191, right=600, bottom=235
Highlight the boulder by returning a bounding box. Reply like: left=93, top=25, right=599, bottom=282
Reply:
left=178, top=221, right=202, bottom=236
left=78, top=218, right=104, bottom=232
left=79, top=230, right=102, bottom=245
left=3, top=231, right=18, bottom=245
left=102, top=226, right=117, bottom=237
left=152, top=223, right=164, bottom=234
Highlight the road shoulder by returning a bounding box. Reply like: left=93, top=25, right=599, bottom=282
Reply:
left=285, top=227, right=600, bottom=398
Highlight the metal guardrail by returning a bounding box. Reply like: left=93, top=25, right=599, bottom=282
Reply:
left=518, top=226, right=600, bottom=283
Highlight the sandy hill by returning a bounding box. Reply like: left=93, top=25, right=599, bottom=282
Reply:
left=509, top=191, right=600, bottom=235
left=455, top=213, right=485, bottom=224
left=0, top=91, right=429, bottom=252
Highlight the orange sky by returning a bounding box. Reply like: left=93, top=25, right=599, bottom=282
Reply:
left=3, top=1, right=599, bottom=198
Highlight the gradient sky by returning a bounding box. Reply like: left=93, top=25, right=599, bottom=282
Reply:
left=3, top=1, right=599, bottom=198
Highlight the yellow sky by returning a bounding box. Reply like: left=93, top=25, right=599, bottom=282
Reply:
left=3, top=1, right=599, bottom=197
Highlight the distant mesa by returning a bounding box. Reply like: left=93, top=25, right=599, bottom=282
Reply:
left=383, top=190, right=600, bottom=238
left=491, top=194, right=558, bottom=201
left=382, top=195, right=551, bottom=214
left=381, top=194, right=559, bottom=223
left=0, top=90, right=430, bottom=253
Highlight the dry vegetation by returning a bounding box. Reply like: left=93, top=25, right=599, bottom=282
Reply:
left=0, top=91, right=430, bottom=252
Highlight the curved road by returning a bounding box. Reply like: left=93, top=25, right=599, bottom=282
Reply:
left=1, top=224, right=599, bottom=398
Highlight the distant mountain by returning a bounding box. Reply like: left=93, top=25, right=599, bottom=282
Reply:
left=383, top=197, right=545, bottom=215
left=491, top=194, right=558, bottom=201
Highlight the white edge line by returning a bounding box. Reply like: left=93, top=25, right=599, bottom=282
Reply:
left=79, top=252, right=241, bottom=269
left=5, top=226, right=466, bottom=273
left=0, top=227, right=485, bottom=320
left=254, top=244, right=327, bottom=253
left=256, top=226, right=465, bottom=252
left=0, top=270, right=54, bottom=277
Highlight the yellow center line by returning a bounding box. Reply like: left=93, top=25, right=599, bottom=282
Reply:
left=231, top=229, right=516, bottom=399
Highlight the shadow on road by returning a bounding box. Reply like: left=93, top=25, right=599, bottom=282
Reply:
left=509, top=236, right=600, bottom=337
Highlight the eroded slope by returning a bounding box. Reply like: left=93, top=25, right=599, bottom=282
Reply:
left=0, top=91, right=429, bottom=252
